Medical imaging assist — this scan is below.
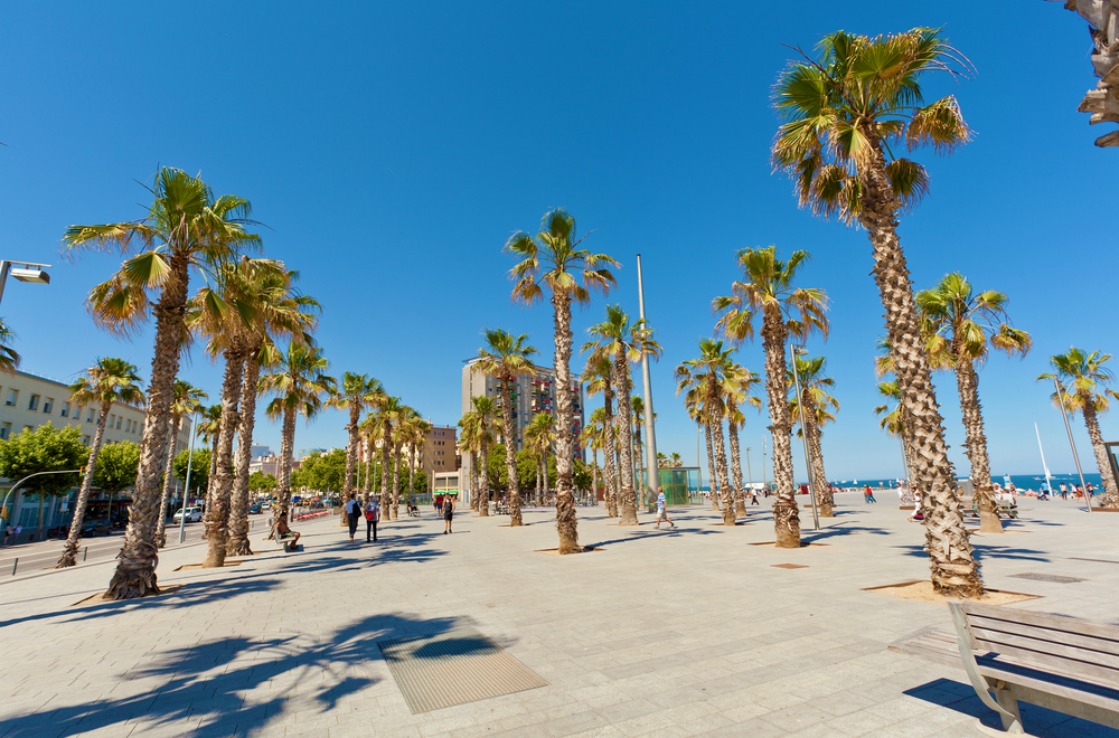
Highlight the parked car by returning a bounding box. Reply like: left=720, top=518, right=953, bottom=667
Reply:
left=173, top=507, right=203, bottom=523
left=81, top=519, right=112, bottom=537
left=248, top=503, right=262, bottom=515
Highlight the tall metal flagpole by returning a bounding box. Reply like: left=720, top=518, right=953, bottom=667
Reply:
left=636, top=254, right=658, bottom=510
left=1053, top=376, right=1093, bottom=512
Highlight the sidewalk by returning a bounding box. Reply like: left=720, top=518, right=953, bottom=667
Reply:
left=0, top=494, right=1116, bottom=737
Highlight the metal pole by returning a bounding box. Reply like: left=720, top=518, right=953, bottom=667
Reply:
left=1034, top=422, right=1053, bottom=497
left=1053, top=377, right=1093, bottom=512
left=635, top=254, right=659, bottom=512
left=0, top=261, right=10, bottom=305
left=178, top=412, right=197, bottom=543
left=696, top=423, right=702, bottom=501
left=745, top=447, right=753, bottom=486
left=791, top=346, right=820, bottom=531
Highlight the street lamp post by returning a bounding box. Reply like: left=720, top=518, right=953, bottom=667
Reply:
left=790, top=345, right=821, bottom=531
left=635, top=254, right=659, bottom=511
left=1053, top=376, right=1093, bottom=512
left=0, top=261, right=51, bottom=305
left=178, top=411, right=199, bottom=543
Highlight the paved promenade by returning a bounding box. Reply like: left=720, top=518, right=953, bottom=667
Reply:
left=0, top=494, right=1117, bottom=737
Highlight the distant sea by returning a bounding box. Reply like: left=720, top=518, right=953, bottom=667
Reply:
left=830, top=472, right=1104, bottom=493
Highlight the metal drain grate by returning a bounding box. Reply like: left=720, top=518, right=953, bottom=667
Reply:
left=1010, top=572, right=1085, bottom=584
left=378, top=627, right=547, bottom=713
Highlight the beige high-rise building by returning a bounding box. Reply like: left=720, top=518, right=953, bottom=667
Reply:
left=422, top=425, right=458, bottom=476
left=460, top=360, right=585, bottom=495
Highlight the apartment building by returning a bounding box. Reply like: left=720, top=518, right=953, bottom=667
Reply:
left=422, top=425, right=459, bottom=477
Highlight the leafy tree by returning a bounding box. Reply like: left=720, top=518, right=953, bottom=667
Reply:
left=92, top=441, right=142, bottom=494
left=248, top=471, right=278, bottom=493
left=173, top=447, right=211, bottom=498
left=0, top=423, right=87, bottom=498
left=292, top=449, right=347, bottom=495
left=772, top=28, right=980, bottom=594
left=65, top=167, right=260, bottom=599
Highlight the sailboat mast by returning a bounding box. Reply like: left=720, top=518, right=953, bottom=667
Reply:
left=1035, top=422, right=1053, bottom=494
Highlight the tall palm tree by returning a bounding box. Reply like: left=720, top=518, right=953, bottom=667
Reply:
left=874, top=379, right=914, bottom=484
left=581, top=413, right=605, bottom=506
left=631, top=396, right=645, bottom=503
left=917, top=274, right=1031, bottom=533
left=373, top=394, right=405, bottom=514
left=261, top=343, right=335, bottom=526
left=475, top=329, right=538, bottom=527
left=772, top=28, right=981, bottom=594
left=788, top=356, right=839, bottom=518
left=585, top=305, right=662, bottom=525
left=65, top=167, right=260, bottom=598
left=155, top=380, right=207, bottom=548
left=582, top=356, right=619, bottom=517
left=471, top=396, right=497, bottom=516
left=1040, top=348, right=1119, bottom=509
left=714, top=246, right=828, bottom=545
left=392, top=407, right=422, bottom=518
left=524, top=412, right=555, bottom=506
left=0, top=319, right=20, bottom=371
left=669, top=451, right=683, bottom=467
left=507, top=209, right=617, bottom=553
left=677, top=339, right=735, bottom=524
left=724, top=361, right=762, bottom=517
left=459, top=408, right=483, bottom=512
left=228, top=265, right=319, bottom=556
left=56, top=358, right=144, bottom=568
left=196, top=403, right=223, bottom=517
left=331, top=372, right=383, bottom=509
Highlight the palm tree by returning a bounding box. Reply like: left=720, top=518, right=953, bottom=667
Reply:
left=0, top=319, right=20, bottom=371
left=772, top=28, right=981, bottom=593
left=65, top=167, right=260, bottom=598
left=582, top=356, right=619, bottom=517
left=459, top=407, right=483, bottom=512
left=669, top=451, right=683, bottom=467
left=196, top=403, right=223, bottom=518
left=581, top=413, right=605, bottom=506
left=724, top=361, right=762, bottom=517
left=392, top=407, right=422, bottom=518
left=373, top=394, right=405, bottom=514
left=714, top=246, right=827, bottom=546
left=677, top=339, right=737, bottom=523
left=524, top=412, right=555, bottom=505
left=155, top=380, right=207, bottom=548
left=917, top=274, right=1031, bottom=534
left=507, top=209, right=617, bottom=553
left=56, top=358, right=144, bottom=568
left=261, top=343, right=335, bottom=526
left=874, top=379, right=914, bottom=484
left=585, top=305, right=662, bottom=525
left=1040, top=348, right=1119, bottom=509
left=470, top=396, right=497, bottom=515
left=788, top=356, right=839, bottom=518
left=475, top=329, right=538, bottom=527
left=631, top=396, right=651, bottom=508
left=331, top=372, right=384, bottom=504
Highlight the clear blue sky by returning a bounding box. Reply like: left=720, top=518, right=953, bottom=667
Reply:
left=1, top=2, right=1114, bottom=481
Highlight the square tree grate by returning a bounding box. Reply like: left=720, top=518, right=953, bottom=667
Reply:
left=378, top=627, right=547, bottom=713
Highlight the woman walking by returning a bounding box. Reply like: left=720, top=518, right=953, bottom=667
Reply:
left=443, top=495, right=455, bottom=534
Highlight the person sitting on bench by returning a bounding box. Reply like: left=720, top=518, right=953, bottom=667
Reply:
left=274, top=513, right=301, bottom=550
left=407, top=501, right=419, bottom=517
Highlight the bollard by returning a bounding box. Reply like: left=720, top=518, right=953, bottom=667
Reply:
left=83, top=546, right=88, bottom=562
left=11, top=558, right=17, bottom=576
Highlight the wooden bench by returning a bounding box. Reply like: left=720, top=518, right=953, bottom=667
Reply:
left=962, top=502, right=1019, bottom=520
left=946, top=602, right=1119, bottom=733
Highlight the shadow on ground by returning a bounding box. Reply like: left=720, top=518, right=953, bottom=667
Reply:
left=894, top=544, right=1051, bottom=563
left=904, top=677, right=1118, bottom=737
left=1, top=612, right=468, bottom=738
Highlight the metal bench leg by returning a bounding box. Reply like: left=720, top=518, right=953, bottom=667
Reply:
left=993, top=683, right=1024, bottom=733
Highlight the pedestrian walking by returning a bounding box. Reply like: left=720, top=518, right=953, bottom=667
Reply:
left=1059, top=482, right=1068, bottom=500
left=364, top=497, right=380, bottom=542
left=442, top=495, right=455, bottom=534
left=655, top=490, right=676, bottom=529
left=749, top=488, right=760, bottom=506
left=344, top=493, right=360, bottom=542
left=864, top=484, right=877, bottom=503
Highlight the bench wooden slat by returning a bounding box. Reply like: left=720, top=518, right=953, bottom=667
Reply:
left=969, top=613, right=1119, bottom=655
left=962, top=602, right=1119, bottom=642
left=969, top=629, right=1119, bottom=688
left=970, top=625, right=1119, bottom=672
left=978, top=664, right=1119, bottom=730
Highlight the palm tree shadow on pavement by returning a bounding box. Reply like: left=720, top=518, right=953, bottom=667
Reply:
left=800, top=525, right=892, bottom=544
left=0, top=612, right=469, bottom=738
left=903, top=677, right=1111, bottom=737
left=893, top=544, right=1052, bottom=564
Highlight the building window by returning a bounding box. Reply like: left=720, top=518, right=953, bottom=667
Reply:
left=83, top=435, right=90, bottom=444
left=43, top=397, right=53, bottom=414
left=0, top=422, right=10, bottom=440
left=116, top=417, right=123, bottom=429
left=87, top=409, right=95, bottom=422
left=60, top=402, right=70, bottom=418
left=28, top=394, right=40, bottom=411
left=5, top=389, right=16, bottom=406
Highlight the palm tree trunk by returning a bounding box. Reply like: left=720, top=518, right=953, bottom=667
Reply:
left=858, top=147, right=982, bottom=596
left=543, top=452, right=551, bottom=504
left=105, top=256, right=191, bottom=599
left=202, top=435, right=219, bottom=539
left=469, top=450, right=481, bottom=515
left=379, top=425, right=392, bottom=513
left=763, top=306, right=799, bottom=547
left=57, top=401, right=112, bottom=568
left=1082, top=400, right=1119, bottom=508
left=534, top=457, right=542, bottom=505
left=602, top=386, right=619, bottom=517
left=501, top=377, right=524, bottom=526
left=391, top=443, right=402, bottom=520
left=802, top=392, right=833, bottom=518
left=272, top=405, right=297, bottom=534
left=590, top=448, right=599, bottom=507
left=155, top=418, right=182, bottom=548
left=204, top=348, right=246, bottom=568
left=479, top=436, right=491, bottom=516
left=227, top=354, right=261, bottom=557
left=614, top=352, right=639, bottom=526
left=551, top=292, right=580, bottom=553
left=955, top=359, right=1001, bottom=532
left=728, top=419, right=747, bottom=517
left=703, top=421, right=718, bottom=511
left=344, top=405, right=360, bottom=498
